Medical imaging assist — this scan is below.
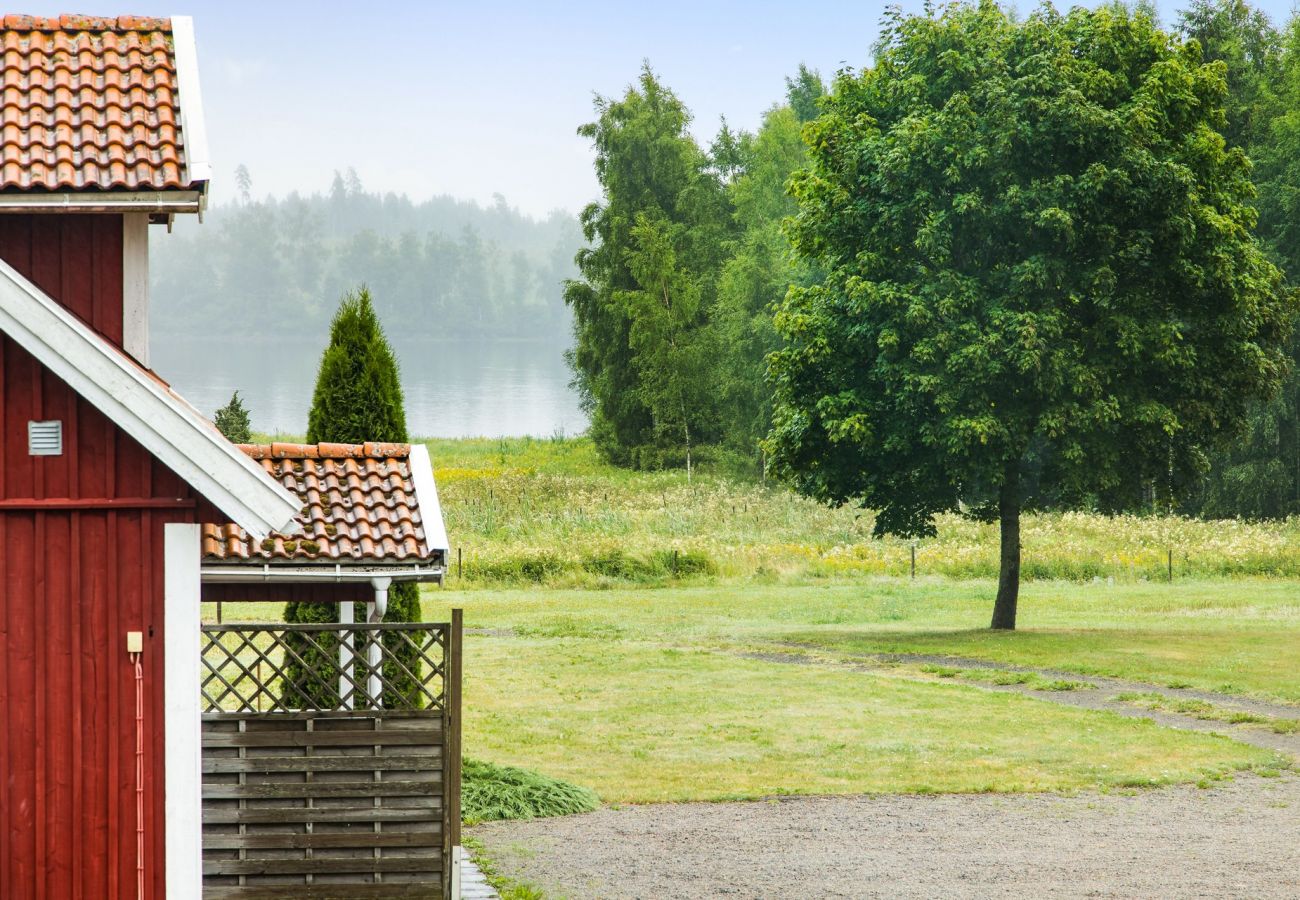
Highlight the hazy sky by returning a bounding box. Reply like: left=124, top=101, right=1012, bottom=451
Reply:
left=71, top=1, right=1300, bottom=217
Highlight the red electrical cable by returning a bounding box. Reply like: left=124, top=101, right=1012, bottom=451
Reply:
left=131, top=651, right=145, bottom=900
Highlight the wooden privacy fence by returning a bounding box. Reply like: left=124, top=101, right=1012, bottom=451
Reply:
left=199, top=614, right=463, bottom=899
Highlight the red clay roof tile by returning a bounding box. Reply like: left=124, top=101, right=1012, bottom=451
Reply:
left=203, top=443, right=441, bottom=566
left=0, top=14, right=198, bottom=191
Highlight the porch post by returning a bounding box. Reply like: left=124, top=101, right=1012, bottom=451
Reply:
left=339, top=600, right=355, bottom=709
left=164, top=523, right=202, bottom=899
left=367, top=577, right=391, bottom=705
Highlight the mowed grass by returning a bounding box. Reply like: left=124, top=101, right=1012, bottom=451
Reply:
left=420, top=581, right=1292, bottom=802
left=425, top=579, right=1300, bottom=703
left=428, top=630, right=1278, bottom=802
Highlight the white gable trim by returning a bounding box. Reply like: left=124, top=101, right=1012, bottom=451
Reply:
left=171, top=16, right=212, bottom=189
left=408, top=444, right=450, bottom=557
left=0, top=258, right=299, bottom=539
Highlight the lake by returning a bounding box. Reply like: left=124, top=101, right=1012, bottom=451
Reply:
left=150, top=335, right=588, bottom=439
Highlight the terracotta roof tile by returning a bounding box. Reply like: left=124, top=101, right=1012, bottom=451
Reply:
left=0, top=14, right=198, bottom=191
left=203, top=443, right=441, bottom=566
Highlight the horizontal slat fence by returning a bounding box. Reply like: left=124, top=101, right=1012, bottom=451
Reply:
left=200, top=615, right=461, bottom=899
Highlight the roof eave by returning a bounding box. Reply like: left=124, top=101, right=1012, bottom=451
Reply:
left=200, top=561, right=447, bottom=584
left=0, top=190, right=204, bottom=214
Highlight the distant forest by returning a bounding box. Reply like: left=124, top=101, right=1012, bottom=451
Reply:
left=151, top=168, right=579, bottom=341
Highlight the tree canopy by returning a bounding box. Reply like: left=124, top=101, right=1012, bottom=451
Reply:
left=306, top=287, right=409, bottom=445
left=213, top=391, right=252, bottom=444
left=565, top=64, right=733, bottom=468
left=767, top=1, right=1295, bottom=628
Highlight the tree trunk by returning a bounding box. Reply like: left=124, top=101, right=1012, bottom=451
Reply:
left=681, top=398, right=693, bottom=483
left=990, top=460, right=1021, bottom=630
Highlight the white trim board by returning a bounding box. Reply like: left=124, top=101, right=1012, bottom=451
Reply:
left=0, top=191, right=204, bottom=213
left=170, top=16, right=212, bottom=189
left=164, top=523, right=203, bottom=900
left=122, top=213, right=149, bottom=365
left=408, top=443, right=450, bottom=557
left=200, top=563, right=446, bottom=583
left=0, top=257, right=299, bottom=539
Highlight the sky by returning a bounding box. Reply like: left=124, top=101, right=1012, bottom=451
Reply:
left=55, top=0, right=1300, bottom=218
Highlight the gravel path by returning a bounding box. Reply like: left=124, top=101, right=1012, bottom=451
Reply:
left=472, top=774, right=1300, bottom=899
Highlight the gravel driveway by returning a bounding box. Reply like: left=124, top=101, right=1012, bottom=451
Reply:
left=472, top=774, right=1299, bottom=899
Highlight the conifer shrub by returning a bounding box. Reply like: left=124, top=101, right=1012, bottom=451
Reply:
left=213, top=391, right=252, bottom=443
left=283, top=287, right=424, bottom=708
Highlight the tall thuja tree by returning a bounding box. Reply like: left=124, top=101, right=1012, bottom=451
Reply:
left=566, top=64, right=731, bottom=467
left=767, top=2, right=1294, bottom=630
left=1183, top=1, right=1300, bottom=517
left=714, top=68, right=825, bottom=463
left=285, top=287, right=423, bottom=706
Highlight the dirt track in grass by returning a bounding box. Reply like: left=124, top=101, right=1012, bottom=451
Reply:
left=472, top=773, right=1300, bottom=899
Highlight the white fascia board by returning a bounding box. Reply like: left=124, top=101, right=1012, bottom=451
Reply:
left=408, top=443, right=450, bottom=556
left=200, top=563, right=446, bottom=583
left=0, top=191, right=203, bottom=213
left=170, top=16, right=213, bottom=189
left=0, top=258, right=300, bottom=538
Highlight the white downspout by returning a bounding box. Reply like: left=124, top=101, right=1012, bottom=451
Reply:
left=367, top=577, right=391, bottom=706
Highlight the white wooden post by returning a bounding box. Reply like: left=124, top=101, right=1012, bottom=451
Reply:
left=164, top=523, right=202, bottom=900
left=367, top=577, right=391, bottom=706
left=338, top=600, right=355, bottom=709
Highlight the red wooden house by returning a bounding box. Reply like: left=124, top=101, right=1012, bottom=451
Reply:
left=0, top=15, right=454, bottom=899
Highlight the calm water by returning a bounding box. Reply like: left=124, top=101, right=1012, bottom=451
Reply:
left=150, top=335, right=587, bottom=438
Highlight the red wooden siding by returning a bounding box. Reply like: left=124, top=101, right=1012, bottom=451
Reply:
left=0, top=219, right=221, bottom=898
left=0, top=215, right=125, bottom=347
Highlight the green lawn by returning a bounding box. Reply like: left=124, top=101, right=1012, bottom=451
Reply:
left=418, top=578, right=1295, bottom=802
left=425, top=579, right=1300, bottom=702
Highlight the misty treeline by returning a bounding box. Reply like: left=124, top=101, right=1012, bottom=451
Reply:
left=566, top=0, right=1300, bottom=520
left=152, top=168, right=579, bottom=341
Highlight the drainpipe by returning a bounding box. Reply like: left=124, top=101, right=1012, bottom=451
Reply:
left=367, top=577, right=391, bottom=706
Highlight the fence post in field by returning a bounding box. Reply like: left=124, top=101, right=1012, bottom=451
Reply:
left=911, top=543, right=916, bottom=580
left=457, top=547, right=463, bottom=580
left=1168, top=547, right=1173, bottom=582
left=448, top=609, right=464, bottom=864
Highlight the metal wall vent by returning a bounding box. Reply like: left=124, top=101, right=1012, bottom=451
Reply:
left=28, top=420, right=63, bottom=456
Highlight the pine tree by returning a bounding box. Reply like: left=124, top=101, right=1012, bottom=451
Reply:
left=286, top=287, right=424, bottom=707
left=213, top=391, right=252, bottom=443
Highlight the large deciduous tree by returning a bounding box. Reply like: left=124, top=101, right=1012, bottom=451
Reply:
left=714, top=73, right=824, bottom=464
left=1181, top=2, right=1300, bottom=518
left=767, top=2, right=1294, bottom=629
left=565, top=64, right=732, bottom=468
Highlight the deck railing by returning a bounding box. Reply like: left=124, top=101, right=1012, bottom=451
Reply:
left=200, top=621, right=449, bottom=714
